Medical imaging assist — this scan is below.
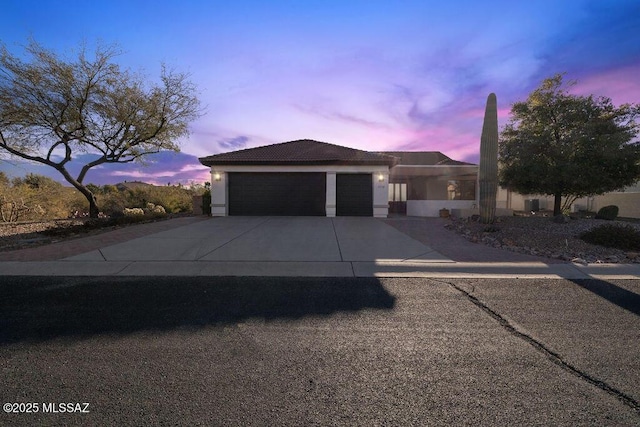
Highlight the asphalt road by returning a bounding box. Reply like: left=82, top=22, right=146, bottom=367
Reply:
left=1, top=276, right=639, bottom=426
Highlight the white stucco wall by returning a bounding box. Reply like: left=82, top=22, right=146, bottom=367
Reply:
left=372, top=171, right=389, bottom=218
left=407, top=200, right=477, bottom=217
left=210, top=171, right=227, bottom=216
left=325, top=172, right=337, bottom=217
left=499, top=183, right=640, bottom=218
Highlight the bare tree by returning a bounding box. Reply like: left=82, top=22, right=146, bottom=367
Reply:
left=0, top=41, right=201, bottom=217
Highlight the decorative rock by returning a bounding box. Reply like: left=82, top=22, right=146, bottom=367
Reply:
left=571, top=257, right=588, bottom=265
left=443, top=215, right=640, bottom=264
left=502, top=238, right=516, bottom=247
left=553, top=214, right=570, bottom=224
left=626, top=251, right=640, bottom=260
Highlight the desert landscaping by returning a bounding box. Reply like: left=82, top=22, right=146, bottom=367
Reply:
left=446, top=213, right=640, bottom=264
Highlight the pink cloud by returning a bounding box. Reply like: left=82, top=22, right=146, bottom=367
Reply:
left=572, top=64, right=640, bottom=105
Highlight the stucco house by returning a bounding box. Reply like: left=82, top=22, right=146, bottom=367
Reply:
left=199, top=139, right=397, bottom=217
left=199, top=139, right=639, bottom=218
left=198, top=139, right=479, bottom=218
left=382, top=151, right=478, bottom=217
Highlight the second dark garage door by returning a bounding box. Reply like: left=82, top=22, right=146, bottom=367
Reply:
left=336, top=173, right=373, bottom=216
left=228, top=172, right=326, bottom=216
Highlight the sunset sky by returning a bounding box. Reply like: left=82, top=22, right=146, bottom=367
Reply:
left=1, top=0, right=639, bottom=185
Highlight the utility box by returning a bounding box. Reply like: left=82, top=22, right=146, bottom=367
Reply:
left=525, top=199, right=540, bottom=212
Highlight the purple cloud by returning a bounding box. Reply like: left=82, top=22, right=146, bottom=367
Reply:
left=218, top=136, right=249, bottom=151
left=1, top=151, right=211, bottom=187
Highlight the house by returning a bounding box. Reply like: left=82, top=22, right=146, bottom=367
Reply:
left=200, top=139, right=640, bottom=218
left=198, top=139, right=484, bottom=218
left=381, top=151, right=479, bottom=217
left=199, top=139, right=397, bottom=217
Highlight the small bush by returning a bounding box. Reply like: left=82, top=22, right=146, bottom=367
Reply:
left=123, top=207, right=145, bottom=217
left=144, top=202, right=166, bottom=215
left=202, top=190, right=211, bottom=216
left=595, top=205, right=619, bottom=220
left=580, top=223, right=640, bottom=250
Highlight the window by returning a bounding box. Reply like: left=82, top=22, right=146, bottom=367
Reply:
left=447, top=180, right=475, bottom=200
left=388, top=183, right=407, bottom=202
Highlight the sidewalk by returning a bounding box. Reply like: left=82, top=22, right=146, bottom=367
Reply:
left=0, top=216, right=638, bottom=279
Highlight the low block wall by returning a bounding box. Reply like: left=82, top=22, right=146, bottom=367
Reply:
left=407, top=200, right=476, bottom=217
left=593, top=193, right=640, bottom=218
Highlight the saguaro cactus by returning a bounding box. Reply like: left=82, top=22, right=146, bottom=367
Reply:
left=479, top=93, right=498, bottom=224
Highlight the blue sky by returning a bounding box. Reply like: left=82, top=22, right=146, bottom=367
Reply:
left=1, top=0, right=639, bottom=185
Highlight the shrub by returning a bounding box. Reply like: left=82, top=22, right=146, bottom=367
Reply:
left=202, top=189, right=211, bottom=216
left=100, top=193, right=128, bottom=217
left=595, top=205, right=619, bottom=220
left=580, top=223, right=640, bottom=250
left=144, top=202, right=166, bottom=215
left=123, top=207, right=145, bottom=217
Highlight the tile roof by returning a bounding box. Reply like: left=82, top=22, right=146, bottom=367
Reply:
left=199, top=139, right=398, bottom=166
left=380, top=151, right=477, bottom=166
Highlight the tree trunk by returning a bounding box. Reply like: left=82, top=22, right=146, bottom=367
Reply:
left=553, top=193, right=562, bottom=216
left=88, top=193, right=99, bottom=218
left=54, top=166, right=101, bottom=218
left=77, top=186, right=99, bottom=218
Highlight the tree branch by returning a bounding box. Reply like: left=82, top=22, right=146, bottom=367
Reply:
left=0, top=131, right=58, bottom=168
left=77, top=156, right=108, bottom=184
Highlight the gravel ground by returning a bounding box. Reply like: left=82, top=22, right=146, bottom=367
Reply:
left=0, top=216, right=184, bottom=252
left=446, top=214, right=640, bottom=264
left=0, top=219, right=86, bottom=252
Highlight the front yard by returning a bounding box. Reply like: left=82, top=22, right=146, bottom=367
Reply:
left=446, top=213, right=640, bottom=264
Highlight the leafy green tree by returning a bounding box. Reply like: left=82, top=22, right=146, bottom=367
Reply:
left=17, top=173, right=61, bottom=190
left=499, top=74, right=640, bottom=216
left=2, top=173, right=74, bottom=220
left=86, top=183, right=102, bottom=195
left=102, top=184, right=119, bottom=194
left=0, top=40, right=201, bottom=217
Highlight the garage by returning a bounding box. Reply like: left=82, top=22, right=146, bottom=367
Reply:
left=336, top=174, right=373, bottom=216
left=228, top=172, right=326, bottom=216
left=199, top=139, right=397, bottom=217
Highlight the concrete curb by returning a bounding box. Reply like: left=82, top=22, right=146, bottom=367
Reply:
left=1, top=260, right=638, bottom=279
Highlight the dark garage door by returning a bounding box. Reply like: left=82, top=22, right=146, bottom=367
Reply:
left=336, top=174, right=373, bottom=216
left=228, top=172, right=326, bottom=216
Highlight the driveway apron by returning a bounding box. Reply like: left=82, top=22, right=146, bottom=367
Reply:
left=332, top=217, right=451, bottom=262
left=200, top=217, right=341, bottom=262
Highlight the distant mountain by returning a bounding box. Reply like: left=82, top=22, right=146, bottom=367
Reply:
left=115, top=181, right=155, bottom=191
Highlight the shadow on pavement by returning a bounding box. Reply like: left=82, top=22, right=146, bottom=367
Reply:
left=0, top=276, right=396, bottom=345
left=569, top=279, right=640, bottom=316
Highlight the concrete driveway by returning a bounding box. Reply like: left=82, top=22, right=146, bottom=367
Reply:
left=2, top=216, right=640, bottom=278
left=66, top=217, right=451, bottom=263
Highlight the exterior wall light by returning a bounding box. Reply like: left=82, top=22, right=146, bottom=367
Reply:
left=214, top=173, right=221, bottom=181
left=378, top=174, right=385, bottom=182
